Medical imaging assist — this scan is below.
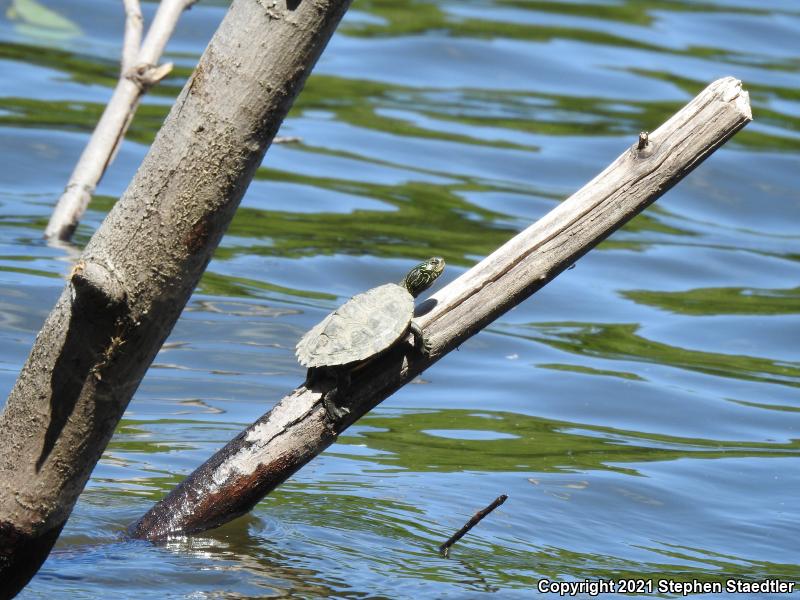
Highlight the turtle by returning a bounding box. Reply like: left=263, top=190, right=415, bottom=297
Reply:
left=296, top=257, right=445, bottom=418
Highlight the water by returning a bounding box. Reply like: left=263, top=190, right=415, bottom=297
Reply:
left=2, top=0, right=799, bottom=597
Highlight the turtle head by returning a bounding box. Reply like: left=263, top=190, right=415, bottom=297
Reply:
left=402, top=257, right=445, bottom=298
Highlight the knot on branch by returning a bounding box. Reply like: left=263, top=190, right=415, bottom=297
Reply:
left=257, top=0, right=283, bottom=19
left=69, top=259, right=127, bottom=310
left=634, top=130, right=654, bottom=158
left=126, top=62, right=173, bottom=91
left=69, top=260, right=133, bottom=381
left=124, top=9, right=143, bottom=24
left=637, top=131, right=649, bottom=150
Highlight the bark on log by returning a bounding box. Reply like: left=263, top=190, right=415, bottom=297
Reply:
left=0, top=0, right=351, bottom=596
left=130, top=77, right=752, bottom=540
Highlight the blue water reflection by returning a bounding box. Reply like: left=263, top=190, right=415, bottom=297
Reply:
left=1, top=0, right=799, bottom=597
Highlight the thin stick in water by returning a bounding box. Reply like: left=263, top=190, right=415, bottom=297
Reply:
left=439, top=494, right=508, bottom=557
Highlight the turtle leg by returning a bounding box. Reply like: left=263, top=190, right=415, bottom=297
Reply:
left=322, top=390, right=350, bottom=423
left=323, top=392, right=349, bottom=423
left=321, top=367, right=351, bottom=423
left=305, top=367, right=349, bottom=422
left=409, top=322, right=432, bottom=356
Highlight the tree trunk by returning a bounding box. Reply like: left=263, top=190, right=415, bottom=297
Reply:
left=130, top=77, right=752, bottom=540
left=0, top=0, right=351, bottom=596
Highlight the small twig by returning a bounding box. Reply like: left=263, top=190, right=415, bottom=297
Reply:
left=125, top=62, right=174, bottom=91
left=121, top=0, right=143, bottom=73
left=138, top=0, right=198, bottom=66
left=439, top=494, right=507, bottom=557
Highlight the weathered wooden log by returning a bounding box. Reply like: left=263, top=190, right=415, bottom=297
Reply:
left=130, top=77, right=752, bottom=540
left=0, top=0, right=351, bottom=596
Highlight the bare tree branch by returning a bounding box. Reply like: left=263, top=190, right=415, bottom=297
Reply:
left=139, top=0, right=197, bottom=67
left=121, top=0, right=143, bottom=74
left=45, top=0, right=197, bottom=241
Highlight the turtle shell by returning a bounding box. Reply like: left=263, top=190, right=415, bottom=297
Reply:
left=296, top=283, right=414, bottom=368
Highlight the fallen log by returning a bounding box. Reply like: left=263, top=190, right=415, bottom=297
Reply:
left=130, top=76, right=752, bottom=540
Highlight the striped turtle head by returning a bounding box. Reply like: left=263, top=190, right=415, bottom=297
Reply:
left=402, top=257, right=445, bottom=298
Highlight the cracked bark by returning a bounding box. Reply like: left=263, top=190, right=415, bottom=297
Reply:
left=130, top=77, right=752, bottom=540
